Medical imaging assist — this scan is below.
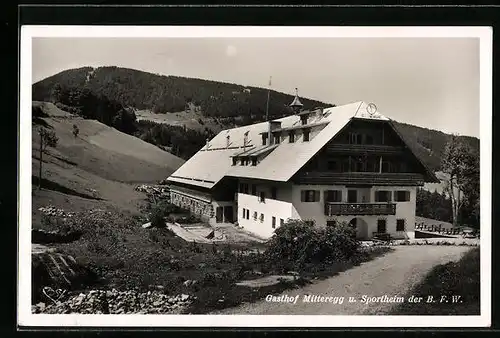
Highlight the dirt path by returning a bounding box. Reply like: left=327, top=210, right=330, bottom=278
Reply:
left=213, top=246, right=472, bottom=315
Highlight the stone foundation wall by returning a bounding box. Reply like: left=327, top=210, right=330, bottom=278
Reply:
left=170, top=192, right=214, bottom=219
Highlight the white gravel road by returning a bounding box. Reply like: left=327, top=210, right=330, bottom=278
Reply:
left=213, top=246, right=472, bottom=315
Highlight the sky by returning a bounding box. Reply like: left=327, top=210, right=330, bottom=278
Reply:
left=32, top=37, right=480, bottom=137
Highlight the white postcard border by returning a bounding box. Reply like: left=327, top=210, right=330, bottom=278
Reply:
left=18, top=25, right=492, bottom=328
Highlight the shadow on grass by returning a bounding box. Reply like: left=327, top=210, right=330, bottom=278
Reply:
left=32, top=228, right=83, bottom=244
left=51, top=154, right=78, bottom=166
left=32, top=117, right=53, bottom=129
left=390, top=247, right=480, bottom=315
left=32, top=176, right=103, bottom=201
left=32, top=252, right=101, bottom=304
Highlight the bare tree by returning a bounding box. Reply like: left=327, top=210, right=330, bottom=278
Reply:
left=441, top=135, right=478, bottom=227
left=37, top=128, right=58, bottom=189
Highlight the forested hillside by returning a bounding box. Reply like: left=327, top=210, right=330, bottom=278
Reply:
left=32, top=66, right=480, bottom=169
left=33, top=66, right=330, bottom=119
left=392, top=122, right=480, bottom=172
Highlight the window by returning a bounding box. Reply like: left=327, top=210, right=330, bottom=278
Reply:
left=262, top=134, right=268, bottom=146
left=242, top=208, right=246, bottom=218
left=240, top=158, right=245, bottom=166
left=260, top=213, right=264, bottom=222
left=251, top=157, right=257, bottom=166
left=324, top=190, right=342, bottom=202
left=327, top=160, right=338, bottom=171
left=300, top=116, right=308, bottom=125
left=251, top=184, right=257, bottom=196
left=280, top=218, right=284, bottom=227
left=377, top=219, right=387, bottom=233
left=355, top=160, right=364, bottom=172
left=341, top=160, right=350, bottom=172
left=289, top=131, right=295, bottom=143
left=271, top=187, right=277, bottom=199
left=381, top=161, right=390, bottom=172
left=272, top=217, right=276, bottom=228
left=246, top=209, right=250, bottom=220
left=253, top=211, right=258, bottom=220
left=395, top=190, right=410, bottom=202
left=232, top=157, right=237, bottom=166
left=303, top=129, right=310, bottom=142
left=239, top=183, right=244, bottom=193
left=243, top=184, right=249, bottom=194
left=366, top=158, right=378, bottom=172
left=347, top=190, right=358, bottom=203
left=396, top=219, right=406, bottom=232
left=301, top=190, right=320, bottom=202
left=274, top=134, right=280, bottom=144
left=365, top=135, right=374, bottom=145
left=349, top=132, right=361, bottom=145
left=375, top=190, right=392, bottom=202
left=327, top=221, right=337, bottom=227
left=259, top=191, right=266, bottom=202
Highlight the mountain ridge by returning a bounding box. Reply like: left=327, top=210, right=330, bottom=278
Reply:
left=32, top=66, right=479, bottom=171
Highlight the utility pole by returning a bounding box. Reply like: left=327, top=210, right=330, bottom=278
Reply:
left=266, top=76, right=272, bottom=145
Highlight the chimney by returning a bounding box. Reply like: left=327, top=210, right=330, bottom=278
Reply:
left=243, top=131, right=249, bottom=150
left=226, top=135, right=230, bottom=148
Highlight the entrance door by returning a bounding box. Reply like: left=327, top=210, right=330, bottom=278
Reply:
left=223, top=206, right=234, bottom=223
left=347, top=190, right=358, bottom=203
left=349, top=217, right=368, bottom=239
left=215, top=207, right=223, bottom=223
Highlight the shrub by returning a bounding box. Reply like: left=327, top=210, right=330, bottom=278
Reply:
left=149, top=207, right=166, bottom=228
left=148, top=201, right=185, bottom=228
left=175, top=214, right=202, bottom=224
left=264, top=219, right=360, bottom=268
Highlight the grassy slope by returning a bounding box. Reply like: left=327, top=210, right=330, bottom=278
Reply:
left=32, top=101, right=185, bottom=228
left=391, top=247, right=480, bottom=315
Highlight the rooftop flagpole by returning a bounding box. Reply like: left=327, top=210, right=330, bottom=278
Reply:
left=266, top=76, right=272, bottom=145
left=266, top=76, right=272, bottom=122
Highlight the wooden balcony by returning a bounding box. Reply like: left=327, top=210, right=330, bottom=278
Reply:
left=325, top=144, right=405, bottom=155
left=324, top=202, right=396, bottom=216
left=295, top=172, right=425, bottom=186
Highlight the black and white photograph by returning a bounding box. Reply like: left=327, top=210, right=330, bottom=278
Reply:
left=18, top=26, right=491, bottom=327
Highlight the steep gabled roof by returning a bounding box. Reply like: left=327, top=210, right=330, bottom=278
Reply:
left=387, top=120, right=439, bottom=183
left=167, top=101, right=437, bottom=189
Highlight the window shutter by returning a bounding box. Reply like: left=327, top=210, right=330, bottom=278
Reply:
left=406, top=191, right=410, bottom=201
left=388, top=191, right=392, bottom=202
left=315, top=191, right=320, bottom=202
left=301, top=190, right=306, bottom=202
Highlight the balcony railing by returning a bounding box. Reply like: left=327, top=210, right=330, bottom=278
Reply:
left=324, top=202, right=396, bottom=216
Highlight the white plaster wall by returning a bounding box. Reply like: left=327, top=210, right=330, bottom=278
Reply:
left=291, top=184, right=348, bottom=224
left=238, top=178, right=293, bottom=203
left=237, top=192, right=294, bottom=238
left=291, top=184, right=418, bottom=239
